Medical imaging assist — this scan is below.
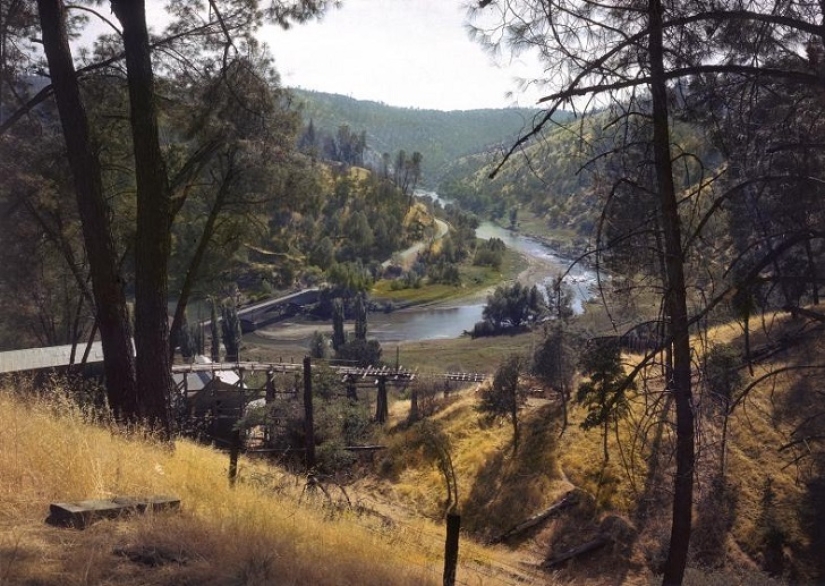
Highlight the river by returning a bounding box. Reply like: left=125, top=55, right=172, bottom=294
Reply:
left=255, top=196, right=597, bottom=344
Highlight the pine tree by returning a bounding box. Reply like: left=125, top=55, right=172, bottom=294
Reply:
left=354, top=293, right=367, bottom=341
left=331, top=298, right=346, bottom=351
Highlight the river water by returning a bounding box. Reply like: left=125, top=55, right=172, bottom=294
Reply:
left=361, top=222, right=596, bottom=342
left=257, top=196, right=597, bottom=344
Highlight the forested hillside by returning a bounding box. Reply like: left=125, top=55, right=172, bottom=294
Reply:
left=437, top=111, right=722, bottom=246
left=292, top=89, right=566, bottom=183
left=0, top=9, right=424, bottom=362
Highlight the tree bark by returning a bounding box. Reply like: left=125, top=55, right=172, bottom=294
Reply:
left=303, top=356, right=315, bottom=470
left=36, top=0, right=138, bottom=417
left=649, top=1, right=695, bottom=584
left=443, top=512, right=460, bottom=586
left=111, top=0, right=173, bottom=433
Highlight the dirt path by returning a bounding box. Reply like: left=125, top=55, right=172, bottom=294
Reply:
left=382, top=218, right=450, bottom=270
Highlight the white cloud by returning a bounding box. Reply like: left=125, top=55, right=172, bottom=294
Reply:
left=75, top=0, right=546, bottom=111
left=262, top=0, right=544, bottom=111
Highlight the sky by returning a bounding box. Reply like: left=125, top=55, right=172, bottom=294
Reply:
left=261, top=0, right=545, bottom=111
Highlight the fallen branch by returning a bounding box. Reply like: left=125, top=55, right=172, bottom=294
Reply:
left=542, top=535, right=610, bottom=568
left=489, top=490, right=579, bottom=544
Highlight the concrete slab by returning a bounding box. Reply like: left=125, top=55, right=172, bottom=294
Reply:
left=46, top=495, right=180, bottom=529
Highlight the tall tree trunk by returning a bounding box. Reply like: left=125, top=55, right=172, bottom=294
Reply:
left=649, top=1, right=695, bottom=584
left=720, top=410, right=730, bottom=480
left=511, top=394, right=520, bottom=454
left=36, top=0, right=138, bottom=417
left=805, top=239, right=819, bottom=305
left=111, top=0, right=172, bottom=433
left=375, top=376, right=388, bottom=423
left=169, top=170, right=233, bottom=358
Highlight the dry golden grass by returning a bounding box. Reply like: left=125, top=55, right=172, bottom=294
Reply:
left=361, top=390, right=573, bottom=584
left=396, top=329, right=541, bottom=374
left=705, top=312, right=825, bottom=580
left=373, top=390, right=570, bottom=555
left=591, top=312, right=817, bottom=583
left=381, top=310, right=819, bottom=583
left=0, top=380, right=542, bottom=586
left=3, top=307, right=819, bottom=585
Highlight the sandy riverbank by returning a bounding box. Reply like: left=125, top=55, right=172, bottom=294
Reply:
left=250, top=243, right=563, bottom=349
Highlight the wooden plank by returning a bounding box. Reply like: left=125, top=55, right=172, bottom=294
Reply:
left=47, top=495, right=180, bottom=529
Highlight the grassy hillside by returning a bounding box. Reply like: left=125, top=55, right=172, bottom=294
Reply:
left=386, top=310, right=823, bottom=584
left=0, top=380, right=542, bottom=586
left=3, top=307, right=823, bottom=585
left=437, top=112, right=721, bottom=248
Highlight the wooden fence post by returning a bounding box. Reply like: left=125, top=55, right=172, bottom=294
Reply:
left=229, top=366, right=245, bottom=487
left=443, top=511, right=460, bottom=586
left=375, top=375, right=388, bottom=423
left=303, top=356, right=315, bottom=471
left=228, top=427, right=241, bottom=486
left=265, top=369, right=275, bottom=404
left=346, top=373, right=358, bottom=401
left=408, top=386, right=419, bottom=424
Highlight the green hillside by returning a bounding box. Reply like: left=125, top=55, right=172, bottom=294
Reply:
left=292, top=89, right=570, bottom=183
left=437, top=111, right=721, bottom=245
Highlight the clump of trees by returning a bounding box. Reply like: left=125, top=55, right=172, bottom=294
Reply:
left=477, top=353, right=528, bottom=453
left=299, top=121, right=367, bottom=168
left=472, top=282, right=546, bottom=337
left=473, top=237, right=505, bottom=270
left=242, top=364, right=374, bottom=475
left=323, top=292, right=383, bottom=368
left=386, top=204, right=484, bottom=292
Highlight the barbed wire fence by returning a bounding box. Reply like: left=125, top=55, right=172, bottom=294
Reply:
left=241, top=462, right=548, bottom=586
left=174, top=359, right=551, bottom=584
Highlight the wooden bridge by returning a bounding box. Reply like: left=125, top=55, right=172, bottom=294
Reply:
left=171, top=358, right=489, bottom=449
left=171, top=360, right=488, bottom=386
left=237, top=288, right=321, bottom=332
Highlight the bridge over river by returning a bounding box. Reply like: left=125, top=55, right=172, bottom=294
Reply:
left=255, top=221, right=599, bottom=344
left=223, top=288, right=322, bottom=333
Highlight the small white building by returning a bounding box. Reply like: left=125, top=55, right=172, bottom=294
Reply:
left=173, top=355, right=248, bottom=444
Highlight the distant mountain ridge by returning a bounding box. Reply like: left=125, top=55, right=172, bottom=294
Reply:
left=291, top=89, right=569, bottom=184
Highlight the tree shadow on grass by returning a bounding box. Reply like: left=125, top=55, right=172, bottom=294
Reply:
left=802, top=469, right=825, bottom=583
left=461, top=403, right=562, bottom=541
left=768, top=332, right=825, bottom=582
left=0, top=541, right=43, bottom=583
left=463, top=401, right=646, bottom=582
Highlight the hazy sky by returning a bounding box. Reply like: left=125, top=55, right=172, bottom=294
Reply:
left=262, top=0, right=544, bottom=111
